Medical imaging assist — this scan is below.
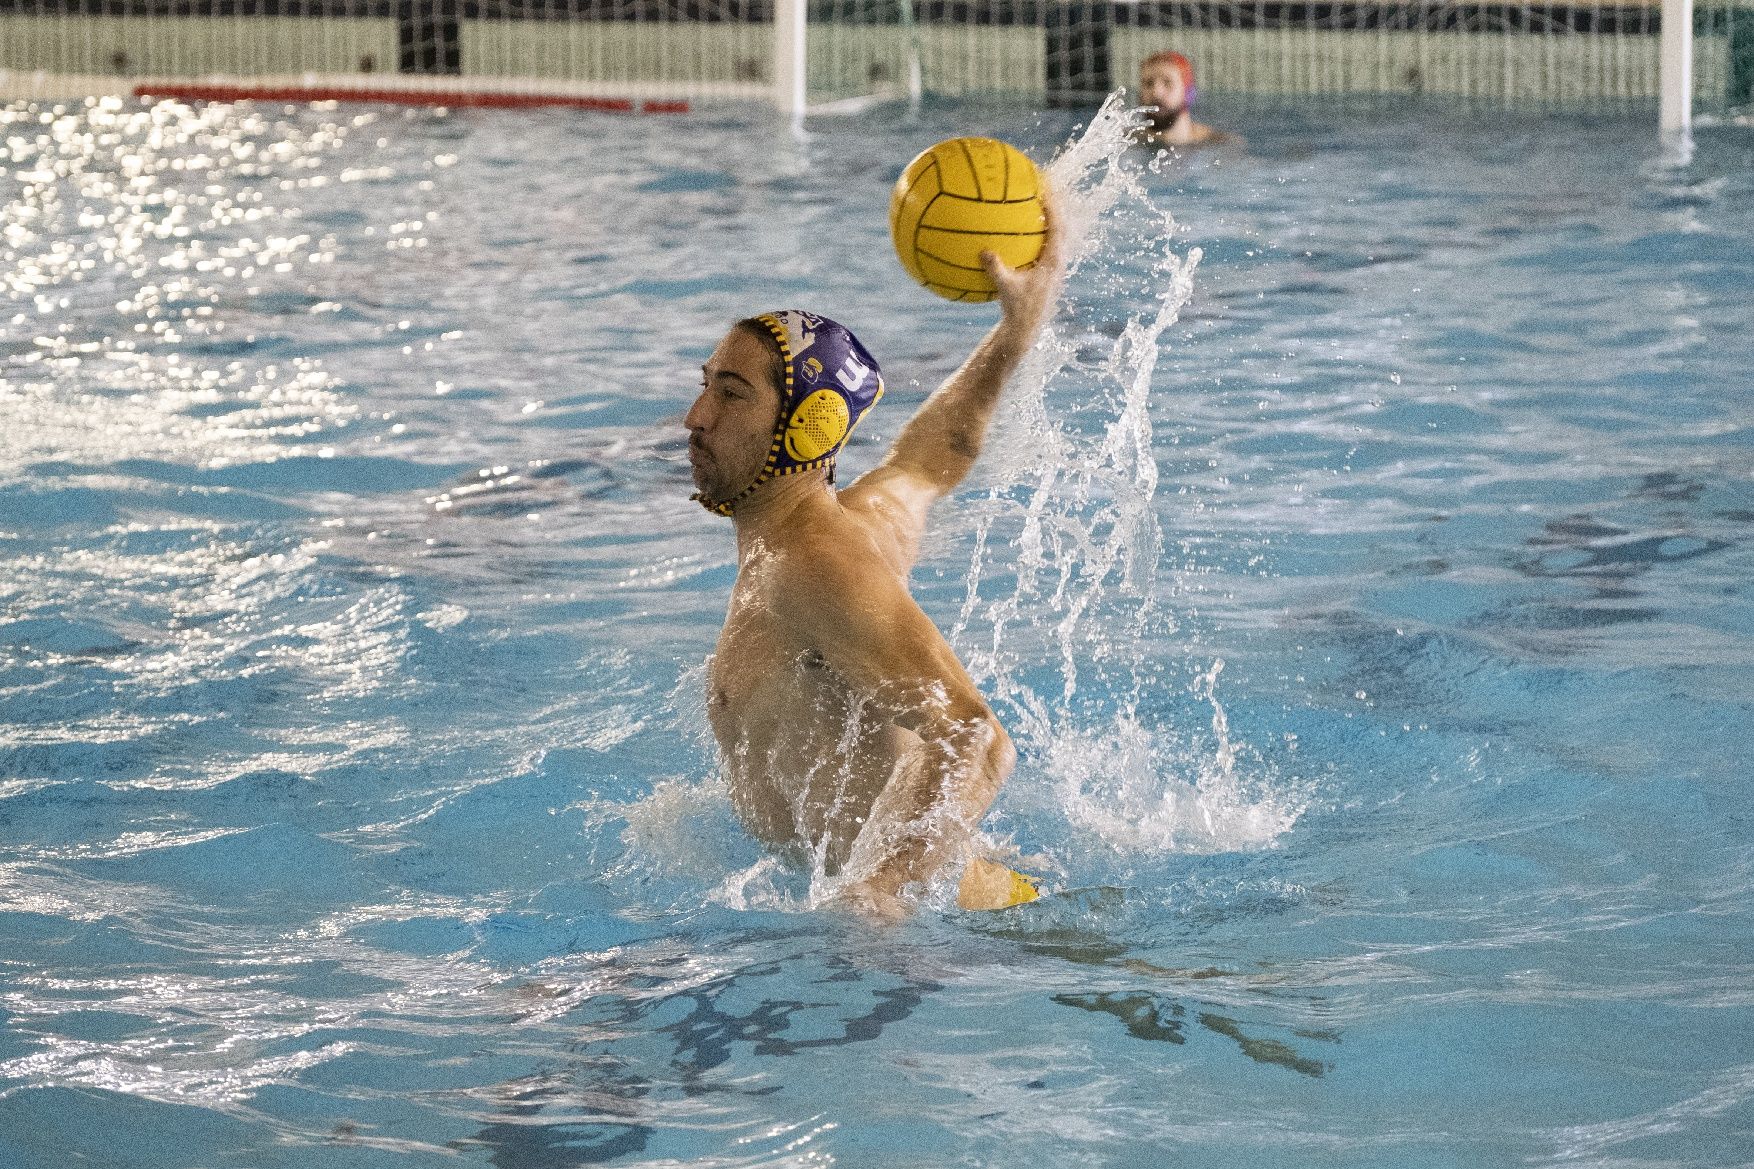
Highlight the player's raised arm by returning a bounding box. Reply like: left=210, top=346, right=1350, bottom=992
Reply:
left=847, top=195, right=1066, bottom=528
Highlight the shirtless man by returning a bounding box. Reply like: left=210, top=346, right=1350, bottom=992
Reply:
left=684, top=215, right=1064, bottom=921
left=1137, top=51, right=1227, bottom=148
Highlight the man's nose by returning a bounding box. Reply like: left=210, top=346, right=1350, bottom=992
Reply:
left=683, top=392, right=711, bottom=432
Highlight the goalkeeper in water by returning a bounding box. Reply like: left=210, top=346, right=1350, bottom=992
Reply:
left=682, top=200, right=1065, bottom=921
left=1137, top=50, right=1229, bottom=148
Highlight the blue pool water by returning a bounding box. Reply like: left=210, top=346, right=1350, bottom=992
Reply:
left=2, top=92, right=1752, bottom=1167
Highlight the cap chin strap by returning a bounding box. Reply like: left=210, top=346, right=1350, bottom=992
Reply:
left=693, top=453, right=836, bottom=518
left=692, top=488, right=742, bottom=518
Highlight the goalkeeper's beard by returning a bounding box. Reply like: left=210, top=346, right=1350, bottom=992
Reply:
left=1147, top=104, right=1187, bottom=132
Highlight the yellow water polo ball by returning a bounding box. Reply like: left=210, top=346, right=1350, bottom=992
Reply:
left=889, top=137, right=1046, bottom=303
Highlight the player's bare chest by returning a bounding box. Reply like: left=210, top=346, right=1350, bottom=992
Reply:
left=704, top=580, right=828, bottom=716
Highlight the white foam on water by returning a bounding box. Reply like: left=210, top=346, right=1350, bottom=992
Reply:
left=707, top=855, right=821, bottom=914
left=1050, top=660, right=1304, bottom=856
left=613, top=773, right=744, bottom=879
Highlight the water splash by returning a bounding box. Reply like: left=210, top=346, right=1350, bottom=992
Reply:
left=1053, top=659, right=1301, bottom=856
left=956, top=95, right=1302, bottom=862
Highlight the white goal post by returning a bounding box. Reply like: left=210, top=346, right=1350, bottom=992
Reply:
left=777, top=0, right=807, bottom=114
left=1661, top=0, right=1694, bottom=132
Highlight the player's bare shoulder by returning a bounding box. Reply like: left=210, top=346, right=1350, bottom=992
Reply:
left=836, top=472, right=929, bottom=575
left=780, top=500, right=909, bottom=600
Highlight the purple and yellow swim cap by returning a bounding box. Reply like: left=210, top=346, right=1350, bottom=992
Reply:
left=696, top=310, right=885, bottom=516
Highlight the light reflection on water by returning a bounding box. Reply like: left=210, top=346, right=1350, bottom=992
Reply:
left=2, top=92, right=1753, bottom=1167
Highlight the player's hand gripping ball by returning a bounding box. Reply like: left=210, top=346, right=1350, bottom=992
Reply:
left=889, top=137, right=1046, bottom=302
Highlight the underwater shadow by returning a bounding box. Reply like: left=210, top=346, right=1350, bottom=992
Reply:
left=974, top=893, right=1340, bottom=1080
left=455, top=936, right=941, bottom=1166
left=1050, top=990, right=1336, bottom=1078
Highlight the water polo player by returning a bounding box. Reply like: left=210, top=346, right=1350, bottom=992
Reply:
left=684, top=208, right=1064, bottom=921
left=1138, top=50, right=1227, bottom=148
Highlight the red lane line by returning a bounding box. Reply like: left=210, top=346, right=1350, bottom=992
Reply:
left=133, top=83, right=689, bottom=114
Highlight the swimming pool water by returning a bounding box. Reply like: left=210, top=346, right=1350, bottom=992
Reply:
left=2, top=93, right=1752, bottom=1167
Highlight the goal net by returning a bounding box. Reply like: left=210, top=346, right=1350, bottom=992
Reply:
left=825, top=0, right=1754, bottom=116
left=1, top=0, right=1749, bottom=117
left=0, top=0, right=774, bottom=109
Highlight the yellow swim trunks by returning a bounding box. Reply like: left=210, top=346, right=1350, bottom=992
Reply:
left=1000, top=868, right=1042, bottom=908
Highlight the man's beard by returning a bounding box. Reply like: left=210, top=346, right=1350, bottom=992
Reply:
left=1146, top=104, right=1186, bottom=132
